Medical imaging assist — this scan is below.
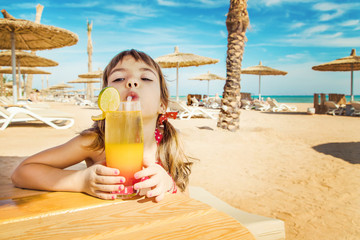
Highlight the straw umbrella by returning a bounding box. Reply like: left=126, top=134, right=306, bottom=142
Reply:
left=155, top=46, right=219, bottom=101
left=0, top=50, right=58, bottom=67
left=78, top=70, right=103, bottom=99
left=241, top=61, right=287, bottom=100
left=0, top=67, right=50, bottom=75
left=0, top=50, right=57, bottom=97
left=312, top=49, right=360, bottom=102
left=0, top=9, right=78, bottom=103
left=189, top=71, right=225, bottom=97
left=0, top=67, right=51, bottom=97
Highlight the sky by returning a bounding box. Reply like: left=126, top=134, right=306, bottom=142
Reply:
left=2, top=0, right=360, bottom=97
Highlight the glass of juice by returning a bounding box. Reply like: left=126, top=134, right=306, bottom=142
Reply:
left=105, top=101, right=143, bottom=199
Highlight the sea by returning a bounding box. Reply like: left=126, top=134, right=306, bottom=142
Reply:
left=171, top=95, right=360, bottom=103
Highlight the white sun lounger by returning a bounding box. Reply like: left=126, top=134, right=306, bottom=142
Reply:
left=268, top=99, right=297, bottom=112
left=169, top=101, right=217, bottom=120
left=189, top=186, right=285, bottom=240
left=0, top=106, right=74, bottom=130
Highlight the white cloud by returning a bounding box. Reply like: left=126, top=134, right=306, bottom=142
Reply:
left=340, top=20, right=360, bottom=27
left=290, top=22, right=305, bottom=29
left=107, top=4, right=158, bottom=17
left=319, top=10, right=344, bottom=21
left=302, top=25, right=329, bottom=36
left=157, top=0, right=228, bottom=8
left=280, top=36, right=360, bottom=47
left=64, top=2, right=99, bottom=8
left=313, top=3, right=360, bottom=21
left=157, top=0, right=181, bottom=7
left=220, top=30, right=227, bottom=38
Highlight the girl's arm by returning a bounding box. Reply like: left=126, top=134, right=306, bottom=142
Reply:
left=11, top=135, right=124, bottom=200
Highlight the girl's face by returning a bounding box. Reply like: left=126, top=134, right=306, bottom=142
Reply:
left=107, top=55, right=163, bottom=120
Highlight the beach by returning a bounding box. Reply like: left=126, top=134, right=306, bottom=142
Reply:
left=1, top=102, right=359, bottom=240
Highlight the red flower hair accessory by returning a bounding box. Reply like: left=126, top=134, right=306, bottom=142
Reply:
left=158, top=112, right=178, bottom=125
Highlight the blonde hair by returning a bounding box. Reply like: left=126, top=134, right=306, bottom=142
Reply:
left=81, top=49, right=192, bottom=191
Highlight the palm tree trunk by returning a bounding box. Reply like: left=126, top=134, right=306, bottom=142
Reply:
left=25, top=4, right=44, bottom=97
left=217, top=0, right=249, bottom=131
left=87, top=20, right=93, bottom=100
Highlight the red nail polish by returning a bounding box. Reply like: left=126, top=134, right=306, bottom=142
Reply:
left=112, top=195, right=115, bottom=200
left=114, top=170, right=119, bottom=175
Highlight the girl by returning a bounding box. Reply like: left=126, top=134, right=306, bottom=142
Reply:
left=11, top=49, right=192, bottom=202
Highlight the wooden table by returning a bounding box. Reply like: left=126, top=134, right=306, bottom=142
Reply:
left=0, top=184, right=255, bottom=240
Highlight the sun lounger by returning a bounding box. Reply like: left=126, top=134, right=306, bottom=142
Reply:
left=0, top=96, right=50, bottom=109
left=351, top=101, right=360, bottom=116
left=241, top=99, right=253, bottom=110
left=168, top=101, right=217, bottom=120
left=0, top=106, right=74, bottom=130
left=74, top=96, right=96, bottom=107
left=253, top=100, right=270, bottom=111
left=267, top=99, right=297, bottom=112
left=189, top=186, right=285, bottom=240
left=324, top=101, right=343, bottom=115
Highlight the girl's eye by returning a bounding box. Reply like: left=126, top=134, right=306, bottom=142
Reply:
left=113, top=78, right=125, bottom=82
left=141, top=77, right=153, bottom=81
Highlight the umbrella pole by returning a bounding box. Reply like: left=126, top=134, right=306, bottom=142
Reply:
left=351, top=70, right=354, bottom=102
left=258, top=75, right=261, bottom=100
left=11, top=31, right=17, bottom=104
left=176, top=63, right=179, bottom=102
left=207, top=80, right=210, bottom=97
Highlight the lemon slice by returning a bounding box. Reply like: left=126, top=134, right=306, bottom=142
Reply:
left=91, top=113, right=106, bottom=121
left=91, top=87, right=120, bottom=121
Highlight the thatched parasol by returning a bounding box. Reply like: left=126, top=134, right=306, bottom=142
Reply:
left=0, top=50, right=58, bottom=67
left=0, top=67, right=51, bottom=74
left=241, top=61, right=287, bottom=99
left=49, top=83, right=73, bottom=90
left=155, top=46, right=219, bottom=101
left=312, top=49, right=360, bottom=101
left=78, top=70, right=103, bottom=78
left=189, top=71, right=225, bottom=96
left=68, top=78, right=100, bottom=84
left=0, top=9, right=78, bottom=104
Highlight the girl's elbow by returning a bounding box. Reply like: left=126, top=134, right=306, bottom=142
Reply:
left=11, top=169, right=21, bottom=187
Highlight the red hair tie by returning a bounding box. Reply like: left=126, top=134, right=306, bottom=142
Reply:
left=158, top=112, right=177, bottom=125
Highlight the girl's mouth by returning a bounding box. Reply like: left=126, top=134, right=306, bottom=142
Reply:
left=126, top=91, right=139, bottom=101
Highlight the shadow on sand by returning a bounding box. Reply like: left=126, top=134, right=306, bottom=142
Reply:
left=313, top=142, right=360, bottom=164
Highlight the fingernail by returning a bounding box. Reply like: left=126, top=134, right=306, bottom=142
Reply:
left=120, top=178, right=125, bottom=183
left=120, top=185, right=124, bottom=190
left=112, top=195, right=115, bottom=200
left=134, top=174, right=139, bottom=179
left=114, top=170, right=119, bottom=175
left=133, top=184, right=138, bottom=190
left=148, top=192, right=152, bottom=197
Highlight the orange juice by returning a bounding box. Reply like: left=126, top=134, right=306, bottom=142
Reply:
left=105, top=143, right=143, bottom=185
left=105, top=102, right=143, bottom=198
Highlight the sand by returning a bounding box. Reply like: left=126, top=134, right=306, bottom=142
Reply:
left=1, top=102, right=359, bottom=239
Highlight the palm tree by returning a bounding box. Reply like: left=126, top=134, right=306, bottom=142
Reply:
left=217, top=0, right=249, bottom=131
left=87, top=20, right=94, bottom=100
left=25, top=4, right=44, bottom=97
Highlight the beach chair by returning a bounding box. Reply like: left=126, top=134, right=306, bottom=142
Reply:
left=168, top=101, right=217, bottom=120
left=189, top=186, right=286, bottom=240
left=350, top=101, right=360, bottom=116
left=0, top=106, right=74, bottom=130
left=0, top=96, right=50, bottom=109
left=253, top=100, right=270, bottom=111
left=324, top=101, right=343, bottom=116
left=241, top=99, right=253, bottom=110
left=74, top=96, right=96, bottom=107
left=268, top=98, right=297, bottom=112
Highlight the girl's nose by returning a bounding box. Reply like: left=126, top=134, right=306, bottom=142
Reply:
left=126, top=79, right=140, bottom=88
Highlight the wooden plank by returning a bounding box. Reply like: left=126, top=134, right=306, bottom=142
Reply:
left=0, top=191, right=255, bottom=240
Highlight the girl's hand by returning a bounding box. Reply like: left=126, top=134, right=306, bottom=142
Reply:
left=80, top=161, right=126, bottom=200
left=133, top=160, right=173, bottom=202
